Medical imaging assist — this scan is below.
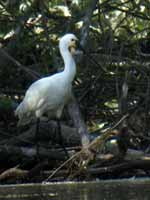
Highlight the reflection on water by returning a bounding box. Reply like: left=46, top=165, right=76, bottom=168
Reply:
left=0, top=179, right=150, bottom=200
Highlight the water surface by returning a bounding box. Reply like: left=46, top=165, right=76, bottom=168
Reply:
left=0, top=178, right=150, bottom=200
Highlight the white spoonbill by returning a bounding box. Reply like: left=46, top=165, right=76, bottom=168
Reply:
left=15, top=33, right=78, bottom=156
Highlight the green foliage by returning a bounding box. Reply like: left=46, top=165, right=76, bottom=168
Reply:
left=0, top=0, right=150, bottom=130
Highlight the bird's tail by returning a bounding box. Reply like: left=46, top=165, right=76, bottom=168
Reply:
left=15, top=102, right=34, bottom=126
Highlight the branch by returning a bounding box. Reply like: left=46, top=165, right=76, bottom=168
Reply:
left=88, top=160, right=150, bottom=175
left=105, top=5, right=150, bottom=21
left=0, top=48, right=40, bottom=80
left=0, top=145, right=66, bottom=162
left=68, top=0, right=99, bottom=147
left=80, top=0, right=99, bottom=47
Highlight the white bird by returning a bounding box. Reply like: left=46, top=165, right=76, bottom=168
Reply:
left=15, top=33, right=78, bottom=155
left=15, top=33, right=77, bottom=125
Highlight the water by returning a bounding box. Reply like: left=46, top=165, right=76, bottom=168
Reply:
left=0, top=179, right=150, bottom=200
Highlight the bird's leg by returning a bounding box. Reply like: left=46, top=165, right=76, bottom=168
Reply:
left=57, top=120, right=69, bottom=158
left=35, top=118, right=40, bottom=160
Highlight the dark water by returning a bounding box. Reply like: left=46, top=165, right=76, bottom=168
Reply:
left=0, top=179, right=150, bottom=200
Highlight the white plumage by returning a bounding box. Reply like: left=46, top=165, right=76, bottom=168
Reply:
left=15, top=33, right=78, bottom=126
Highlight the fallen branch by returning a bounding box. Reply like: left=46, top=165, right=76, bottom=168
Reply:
left=0, top=166, right=27, bottom=181
left=88, top=160, right=150, bottom=175
left=0, top=145, right=66, bottom=163
left=0, top=121, right=80, bottom=146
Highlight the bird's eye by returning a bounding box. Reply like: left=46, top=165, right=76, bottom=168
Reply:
left=71, top=38, right=75, bottom=41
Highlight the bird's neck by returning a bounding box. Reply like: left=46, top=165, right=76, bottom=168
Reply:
left=61, top=50, right=76, bottom=83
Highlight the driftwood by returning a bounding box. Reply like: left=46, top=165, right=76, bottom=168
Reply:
left=0, top=166, right=27, bottom=181
left=0, top=121, right=81, bottom=146
left=88, top=160, right=150, bottom=176
left=0, top=145, right=67, bottom=164
left=1, top=148, right=150, bottom=182
left=1, top=111, right=150, bottom=183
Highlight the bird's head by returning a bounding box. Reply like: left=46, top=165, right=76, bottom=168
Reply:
left=59, top=33, right=78, bottom=55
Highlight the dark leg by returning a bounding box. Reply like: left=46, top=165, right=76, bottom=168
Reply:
left=35, top=118, right=40, bottom=160
left=57, top=120, right=69, bottom=158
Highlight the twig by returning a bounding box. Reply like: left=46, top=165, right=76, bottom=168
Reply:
left=42, top=151, right=81, bottom=183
